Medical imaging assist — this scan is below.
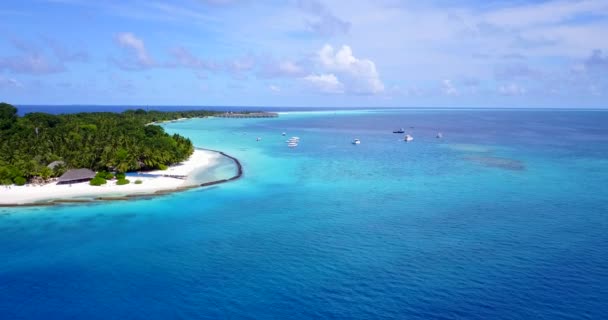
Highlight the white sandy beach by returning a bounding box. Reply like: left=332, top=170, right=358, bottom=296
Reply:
left=146, top=118, right=188, bottom=126
left=0, top=149, right=219, bottom=205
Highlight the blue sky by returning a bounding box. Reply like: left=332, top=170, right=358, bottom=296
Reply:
left=0, top=0, right=607, bottom=108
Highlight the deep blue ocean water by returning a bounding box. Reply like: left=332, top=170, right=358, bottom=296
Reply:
left=1, top=109, right=607, bottom=319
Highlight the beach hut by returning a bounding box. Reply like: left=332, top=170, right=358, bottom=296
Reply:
left=57, top=169, right=96, bottom=185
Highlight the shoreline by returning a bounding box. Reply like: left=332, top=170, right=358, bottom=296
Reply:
left=146, top=117, right=189, bottom=126
left=0, top=148, right=243, bottom=207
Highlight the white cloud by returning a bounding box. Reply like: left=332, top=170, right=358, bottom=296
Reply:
left=499, top=83, right=526, bottom=96
left=482, top=0, right=608, bottom=29
left=259, top=59, right=307, bottom=78
left=46, top=39, right=89, bottom=63
left=315, top=44, right=384, bottom=94
left=168, top=46, right=206, bottom=69
left=297, top=0, right=350, bottom=36
left=226, top=55, right=256, bottom=73
left=18, top=0, right=608, bottom=106
left=442, top=79, right=458, bottom=96
left=200, top=0, right=241, bottom=6
left=0, top=76, right=22, bottom=88
left=494, top=63, right=542, bottom=80
left=0, top=38, right=82, bottom=75
left=114, top=32, right=154, bottom=69
left=303, top=73, right=344, bottom=93
left=0, top=53, right=65, bottom=75
left=166, top=46, right=222, bottom=73
left=277, top=61, right=305, bottom=75
left=269, top=84, right=281, bottom=92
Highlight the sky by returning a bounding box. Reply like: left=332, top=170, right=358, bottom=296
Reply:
left=0, top=0, right=607, bottom=108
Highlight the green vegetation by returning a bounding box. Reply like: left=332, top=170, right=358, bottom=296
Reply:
left=0, top=103, right=217, bottom=184
left=134, top=179, right=143, bottom=184
left=96, top=171, right=115, bottom=180
left=116, top=172, right=126, bottom=180
left=89, top=177, right=107, bottom=186
left=0, top=165, right=24, bottom=185
left=116, top=178, right=130, bottom=185
left=13, top=176, right=27, bottom=186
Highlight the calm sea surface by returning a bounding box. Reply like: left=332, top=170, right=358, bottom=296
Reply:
left=1, top=109, right=607, bottom=319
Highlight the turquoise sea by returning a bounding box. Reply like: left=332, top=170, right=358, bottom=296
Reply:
left=1, top=109, right=607, bottom=319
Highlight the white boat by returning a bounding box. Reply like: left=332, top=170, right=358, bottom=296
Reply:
left=291, top=136, right=300, bottom=140
left=256, top=137, right=262, bottom=141
left=436, top=132, right=443, bottom=138
left=282, top=132, right=286, bottom=136
left=352, top=139, right=361, bottom=145
left=288, top=142, right=298, bottom=148
left=404, top=134, right=414, bottom=142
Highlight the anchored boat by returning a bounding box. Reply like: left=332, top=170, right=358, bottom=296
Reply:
left=286, top=136, right=299, bottom=148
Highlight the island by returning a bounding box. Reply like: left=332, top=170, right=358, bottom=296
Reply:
left=0, top=103, right=243, bottom=206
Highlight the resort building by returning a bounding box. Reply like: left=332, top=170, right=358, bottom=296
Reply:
left=56, top=169, right=96, bottom=185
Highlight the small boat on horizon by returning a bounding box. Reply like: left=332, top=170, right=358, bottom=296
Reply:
left=393, top=128, right=405, bottom=133
left=436, top=132, right=443, bottom=139
left=352, top=139, right=361, bottom=145
left=404, top=134, right=414, bottom=142
left=256, top=137, right=262, bottom=141
left=282, top=132, right=286, bottom=136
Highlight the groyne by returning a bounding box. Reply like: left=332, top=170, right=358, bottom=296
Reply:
left=196, top=148, right=243, bottom=187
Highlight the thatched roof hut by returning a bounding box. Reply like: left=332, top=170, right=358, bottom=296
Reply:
left=57, top=169, right=96, bottom=185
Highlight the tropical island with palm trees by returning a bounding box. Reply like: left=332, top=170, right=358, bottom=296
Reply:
left=0, top=102, right=232, bottom=205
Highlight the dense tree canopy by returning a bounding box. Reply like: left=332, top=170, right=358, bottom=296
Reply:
left=0, top=103, right=217, bottom=185
left=0, top=103, right=18, bottom=130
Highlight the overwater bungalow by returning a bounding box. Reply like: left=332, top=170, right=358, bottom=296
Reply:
left=217, top=112, right=279, bottom=118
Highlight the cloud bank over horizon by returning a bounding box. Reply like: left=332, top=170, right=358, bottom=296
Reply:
left=0, top=0, right=606, bottom=108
